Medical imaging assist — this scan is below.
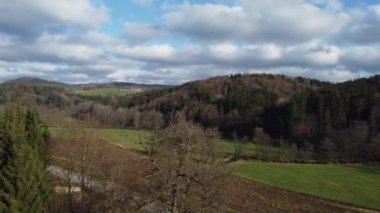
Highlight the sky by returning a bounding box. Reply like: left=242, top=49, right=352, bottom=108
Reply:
left=0, top=0, right=380, bottom=84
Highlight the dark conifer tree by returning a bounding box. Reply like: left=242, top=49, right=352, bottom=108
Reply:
left=0, top=105, right=50, bottom=212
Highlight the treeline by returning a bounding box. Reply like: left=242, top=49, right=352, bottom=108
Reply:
left=114, top=74, right=380, bottom=162
left=0, top=84, right=80, bottom=108
left=0, top=105, right=50, bottom=211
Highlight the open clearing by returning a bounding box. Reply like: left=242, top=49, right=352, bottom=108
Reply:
left=50, top=128, right=151, bottom=151
left=229, top=161, right=380, bottom=210
left=100, top=128, right=152, bottom=151
left=50, top=127, right=261, bottom=154
left=71, top=87, right=138, bottom=97
left=94, top=129, right=272, bottom=157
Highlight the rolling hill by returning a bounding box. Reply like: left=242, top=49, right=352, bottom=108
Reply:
left=115, top=73, right=380, bottom=163
left=3, top=77, right=170, bottom=89
left=3, top=77, right=67, bottom=87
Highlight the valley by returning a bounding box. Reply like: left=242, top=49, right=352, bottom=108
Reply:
left=1, top=74, right=380, bottom=212
left=2, top=1, right=380, bottom=212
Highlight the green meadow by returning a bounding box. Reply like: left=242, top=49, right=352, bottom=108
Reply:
left=229, top=161, right=380, bottom=210
left=50, top=127, right=151, bottom=151
left=100, top=128, right=152, bottom=151
left=50, top=127, right=258, bottom=155
left=50, top=127, right=380, bottom=210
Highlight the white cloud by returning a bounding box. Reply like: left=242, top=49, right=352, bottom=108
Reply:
left=342, top=46, right=380, bottom=72
left=123, top=22, right=164, bottom=44
left=369, top=4, right=380, bottom=19
left=82, top=31, right=118, bottom=45
left=34, top=33, right=103, bottom=62
left=104, top=40, right=350, bottom=79
left=161, top=1, right=348, bottom=43
left=107, top=70, right=128, bottom=80
left=209, top=43, right=240, bottom=60
left=286, top=40, right=341, bottom=66
left=111, top=44, right=176, bottom=62
left=340, top=5, right=380, bottom=44
left=245, top=44, right=283, bottom=60
left=163, top=3, right=249, bottom=41
left=0, top=0, right=379, bottom=84
left=106, top=70, right=141, bottom=81
left=0, top=0, right=108, bottom=35
left=0, top=60, right=69, bottom=81
left=0, top=34, right=12, bottom=46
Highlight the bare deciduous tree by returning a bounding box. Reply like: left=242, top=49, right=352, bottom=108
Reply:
left=50, top=125, right=123, bottom=212
left=138, top=116, right=228, bottom=213
left=254, top=127, right=271, bottom=161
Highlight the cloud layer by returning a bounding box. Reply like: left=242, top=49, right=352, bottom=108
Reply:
left=0, top=0, right=379, bottom=84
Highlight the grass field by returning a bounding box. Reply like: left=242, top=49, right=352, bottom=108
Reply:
left=50, top=127, right=380, bottom=210
left=50, top=128, right=151, bottom=151
left=71, top=87, right=138, bottom=97
left=217, top=139, right=257, bottom=156
left=217, top=139, right=284, bottom=158
left=102, top=130, right=261, bottom=156
left=97, top=129, right=264, bottom=157
left=50, top=128, right=252, bottom=154
left=229, top=161, right=380, bottom=210
left=100, top=128, right=152, bottom=151
left=50, top=128, right=290, bottom=158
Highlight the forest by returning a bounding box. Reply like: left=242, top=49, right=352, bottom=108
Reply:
left=1, top=74, right=380, bottom=212
left=91, top=74, right=380, bottom=163
left=1, top=74, right=380, bottom=163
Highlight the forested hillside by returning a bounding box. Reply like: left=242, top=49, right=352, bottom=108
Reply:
left=119, top=74, right=321, bottom=135
left=117, top=74, right=380, bottom=162
left=1, top=74, right=380, bottom=162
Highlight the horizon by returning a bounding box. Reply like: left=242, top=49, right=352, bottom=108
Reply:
left=2, top=72, right=377, bottom=86
left=0, top=0, right=380, bottom=84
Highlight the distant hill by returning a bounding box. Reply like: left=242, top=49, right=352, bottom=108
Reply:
left=114, top=74, right=325, bottom=137
left=3, top=77, right=67, bottom=87
left=119, top=74, right=380, bottom=150
left=75, top=82, right=171, bottom=91
left=121, top=73, right=324, bottom=109
left=2, top=77, right=171, bottom=91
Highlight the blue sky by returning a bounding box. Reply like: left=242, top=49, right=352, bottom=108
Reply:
left=0, top=0, right=380, bottom=84
left=100, top=0, right=162, bottom=35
